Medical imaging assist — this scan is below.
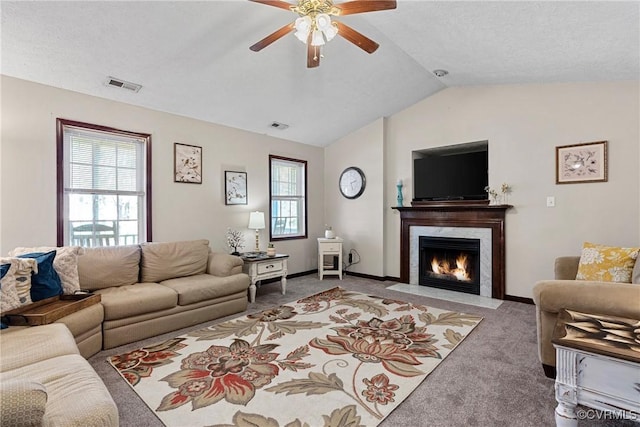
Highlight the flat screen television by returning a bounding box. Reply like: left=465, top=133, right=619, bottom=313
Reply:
left=413, top=150, right=488, bottom=201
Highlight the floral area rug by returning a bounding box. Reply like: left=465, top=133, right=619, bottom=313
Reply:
left=108, top=287, right=483, bottom=427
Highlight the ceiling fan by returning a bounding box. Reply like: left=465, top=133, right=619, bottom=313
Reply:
left=249, top=0, right=397, bottom=68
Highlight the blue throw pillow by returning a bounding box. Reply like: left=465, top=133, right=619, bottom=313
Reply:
left=0, top=263, right=9, bottom=279
left=17, top=251, right=63, bottom=301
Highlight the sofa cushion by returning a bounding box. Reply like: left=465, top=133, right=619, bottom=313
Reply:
left=77, top=245, right=141, bottom=290
left=10, top=246, right=83, bottom=294
left=0, top=323, right=79, bottom=373
left=0, top=257, right=37, bottom=306
left=0, top=379, right=47, bottom=427
left=0, top=354, right=118, bottom=427
left=160, top=273, right=250, bottom=306
left=633, top=259, right=640, bottom=284
left=95, top=283, right=178, bottom=320
left=140, top=239, right=209, bottom=282
left=576, top=242, right=639, bottom=283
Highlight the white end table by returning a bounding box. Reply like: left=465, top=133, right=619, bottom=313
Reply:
left=552, top=309, right=640, bottom=427
left=240, top=253, right=289, bottom=303
left=317, top=237, right=343, bottom=280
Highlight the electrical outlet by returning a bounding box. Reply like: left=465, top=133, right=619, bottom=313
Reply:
left=348, top=253, right=353, bottom=263
left=546, top=196, right=555, bottom=207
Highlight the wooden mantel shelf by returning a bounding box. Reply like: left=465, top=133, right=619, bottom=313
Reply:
left=392, top=202, right=512, bottom=300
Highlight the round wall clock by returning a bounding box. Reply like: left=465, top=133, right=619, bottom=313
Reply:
left=339, top=167, right=366, bottom=199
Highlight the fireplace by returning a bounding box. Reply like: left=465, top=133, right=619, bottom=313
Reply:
left=419, top=236, right=481, bottom=295
left=393, top=201, right=511, bottom=300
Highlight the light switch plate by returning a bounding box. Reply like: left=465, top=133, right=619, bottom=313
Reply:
left=546, top=196, right=555, bottom=207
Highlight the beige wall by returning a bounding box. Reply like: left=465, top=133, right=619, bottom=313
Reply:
left=324, top=119, right=385, bottom=277
left=0, top=76, right=325, bottom=275
left=382, top=81, right=639, bottom=297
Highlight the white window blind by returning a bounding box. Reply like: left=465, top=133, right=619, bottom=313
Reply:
left=270, top=156, right=307, bottom=239
left=60, top=122, right=149, bottom=247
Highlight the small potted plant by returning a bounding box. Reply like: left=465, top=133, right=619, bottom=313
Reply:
left=266, top=243, right=276, bottom=257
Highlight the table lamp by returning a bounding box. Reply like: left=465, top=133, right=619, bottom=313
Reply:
left=248, top=211, right=265, bottom=252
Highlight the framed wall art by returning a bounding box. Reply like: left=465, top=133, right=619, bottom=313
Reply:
left=174, top=143, right=202, bottom=184
left=556, top=141, right=608, bottom=184
left=225, top=171, right=247, bottom=205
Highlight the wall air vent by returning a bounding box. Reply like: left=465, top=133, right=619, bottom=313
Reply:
left=270, top=122, right=289, bottom=130
left=105, top=77, right=142, bottom=93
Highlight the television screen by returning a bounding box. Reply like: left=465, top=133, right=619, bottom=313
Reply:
left=413, top=151, right=488, bottom=201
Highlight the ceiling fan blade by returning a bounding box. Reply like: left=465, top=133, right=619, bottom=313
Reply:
left=250, top=22, right=295, bottom=52
left=334, top=0, right=397, bottom=16
left=249, top=0, right=295, bottom=12
left=307, top=36, right=320, bottom=68
left=334, top=21, right=379, bottom=54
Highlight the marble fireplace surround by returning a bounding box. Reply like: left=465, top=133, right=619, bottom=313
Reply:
left=394, top=202, right=511, bottom=300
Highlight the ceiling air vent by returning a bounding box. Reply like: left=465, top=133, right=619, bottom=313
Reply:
left=270, top=121, right=289, bottom=130
left=105, top=77, right=142, bottom=93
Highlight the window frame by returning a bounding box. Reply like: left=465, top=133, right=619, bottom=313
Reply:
left=269, top=154, right=308, bottom=242
left=56, top=118, right=152, bottom=246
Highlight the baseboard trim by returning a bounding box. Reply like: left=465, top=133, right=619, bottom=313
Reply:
left=384, top=276, right=401, bottom=282
left=504, top=294, right=534, bottom=305
left=344, top=271, right=386, bottom=281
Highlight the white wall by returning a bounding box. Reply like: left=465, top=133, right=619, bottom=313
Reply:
left=383, top=81, right=639, bottom=297
left=0, top=76, right=325, bottom=274
left=324, top=119, right=385, bottom=277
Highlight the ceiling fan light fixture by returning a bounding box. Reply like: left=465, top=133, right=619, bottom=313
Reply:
left=322, top=23, right=338, bottom=41
left=315, top=13, right=331, bottom=31
left=295, top=16, right=312, bottom=32
left=311, top=29, right=325, bottom=46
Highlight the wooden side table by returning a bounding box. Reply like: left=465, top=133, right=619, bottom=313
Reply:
left=552, top=309, right=640, bottom=426
left=240, top=253, right=289, bottom=303
left=317, top=237, right=343, bottom=280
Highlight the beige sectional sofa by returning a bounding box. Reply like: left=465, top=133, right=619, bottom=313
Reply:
left=0, top=323, right=118, bottom=426
left=532, top=256, right=640, bottom=377
left=0, top=239, right=250, bottom=425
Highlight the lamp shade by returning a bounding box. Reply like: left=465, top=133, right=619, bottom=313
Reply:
left=248, top=211, right=265, bottom=230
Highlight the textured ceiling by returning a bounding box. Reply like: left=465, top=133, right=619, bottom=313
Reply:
left=1, top=1, right=638, bottom=147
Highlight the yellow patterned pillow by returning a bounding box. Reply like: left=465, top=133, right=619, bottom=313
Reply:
left=576, top=242, right=639, bottom=283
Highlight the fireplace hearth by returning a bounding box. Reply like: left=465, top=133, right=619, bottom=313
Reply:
left=419, top=236, right=480, bottom=295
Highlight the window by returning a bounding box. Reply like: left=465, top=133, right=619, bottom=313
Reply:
left=56, top=119, right=152, bottom=247
left=269, top=155, right=307, bottom=240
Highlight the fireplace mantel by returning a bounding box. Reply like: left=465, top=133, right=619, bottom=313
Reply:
left=392, top=202, right=512, bottom=299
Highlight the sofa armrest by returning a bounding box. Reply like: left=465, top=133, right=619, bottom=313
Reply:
left=207, top=252, right=244, bottom=277
left=532, top=279, right=640, bottom=367
left=0, top=379, right=47, bottom=426
left=533, top=280, right=640, bottom=318
left=554, top=256, right=580, bottom=280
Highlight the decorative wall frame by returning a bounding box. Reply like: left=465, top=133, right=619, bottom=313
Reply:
left=225, top=171, right=247, bottom=205
left=174, top=143, right=202, bottom=184
left=556, top=141, right=608, bottom=184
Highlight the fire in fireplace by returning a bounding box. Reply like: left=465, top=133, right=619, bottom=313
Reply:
left=419, top=236, right=481, bottom=295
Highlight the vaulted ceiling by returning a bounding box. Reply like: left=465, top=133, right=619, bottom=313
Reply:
left=2, top=1, right=638, bottom=146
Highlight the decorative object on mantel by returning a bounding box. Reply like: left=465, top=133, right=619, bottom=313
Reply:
left=174, top=143, right=202, bottom=184
left=248, top=0, right=397, bottom=68
left=556, top=141, right=608, bottom=184
left=484, top=183, right=511, bottom=205
left=248, top=211, right=266, bottom=252
left=396, top=179, right=404, bottom=207
left=226, top=228, right=244, bottom=256
left=324, top=225, right=335, bottom=239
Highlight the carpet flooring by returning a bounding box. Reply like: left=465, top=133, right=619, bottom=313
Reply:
left=89, top=275, right=637, bottom=427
